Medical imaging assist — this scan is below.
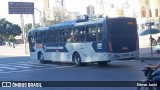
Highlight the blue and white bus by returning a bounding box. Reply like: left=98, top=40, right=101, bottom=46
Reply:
left=28, top=16, right=139, bottom=66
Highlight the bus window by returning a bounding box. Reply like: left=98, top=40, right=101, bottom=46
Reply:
left=73, top=27, right=85, bottom=42
left=29, top=36, right=35, bottom=44
left=44, top=30, right=52, bottom=37
left=57, top=36, right=65, bottom=42
left=37, top=31, right=43, bottom=37
left=107, top=18, right=137, bottom=36
left=63, top=28, right=73, bottom=42
left=44, top=37, right=53, bottom=43
left=64, top=28, right=72, bottom=36
left=44, top=30, right=53, bottom=43
left=86, top=33, right=96, bottom=41
left=89, top=25, right=97, bottom=33
left=73, top=27, right=85, bottom=35
left=52, top=30, right=58, bottom=37
left=36, top=38, right=43, bottom=43
left=97, top=24, right=104, bottom=41
left=86, top=25, right=97, bottom=41
left=53, top=30, right=58, bottom=42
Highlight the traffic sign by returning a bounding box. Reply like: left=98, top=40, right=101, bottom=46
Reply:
left=145, top=22, right=155, bottom=26
left=8, top=2, right=34, bottom=14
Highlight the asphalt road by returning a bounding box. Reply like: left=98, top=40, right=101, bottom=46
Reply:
left=0, top=56, right=159, bottom=90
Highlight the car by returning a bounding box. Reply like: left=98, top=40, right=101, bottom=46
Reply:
left=139, top=29, right=160, bottom=49
left=139, top=28, right=160, bottom=36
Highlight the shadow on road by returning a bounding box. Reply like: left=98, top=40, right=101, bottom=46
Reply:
left=0, top=56, right=31, bottom=64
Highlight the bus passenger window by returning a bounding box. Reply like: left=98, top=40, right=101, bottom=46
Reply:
left=37, top=32, right=42, bottom=37
left=74, top=34, right=85, bottom=42
left=29, top=36, right=35, bottom=44
left=89, top=25, right=97, bottom=33
left=97, top=24, right=104, bottom=41
left=53, top=37, right=57, bottom=42
left=86, top=34, right=96, bottom=41
left=36, top=38, right=43, bottom=43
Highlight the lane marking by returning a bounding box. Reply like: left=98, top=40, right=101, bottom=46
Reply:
left=111, top=60, right=138, bottom=63
left=0, top=66, right=73, bottom=74
left=0, top=66, right=17, bottom=70
left=13, top=65, right=30, bottom=69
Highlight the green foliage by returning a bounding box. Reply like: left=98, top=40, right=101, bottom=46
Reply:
left=24, top=23, right=32, bottom=32
left=0, top=18, right=22, bottom=42
left=8, top=35, right=16, bottom=42
left=24, top=23, right=41, bottom=32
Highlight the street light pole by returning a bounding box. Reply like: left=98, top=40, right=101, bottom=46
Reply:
left=32, top=14, right=35, bottom=28
left=20, top=0, right=27, bottom=54
left=32, top=8, right=42, bottom=28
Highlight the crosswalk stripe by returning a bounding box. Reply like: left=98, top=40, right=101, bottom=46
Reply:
left=17, top=64, right=45, bottom=67
left=0, top=66, right=17, bottom=70
left=0, top=64, right=31, bottom=69
left=13, top=66, right=30, bottom=69
left=0, top=65, right=73, bottom=74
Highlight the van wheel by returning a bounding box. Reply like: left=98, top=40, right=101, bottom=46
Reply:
left=38, top=52, right=45, bottom=64
left=73, top=52, right=83, bottom=66
left=157, top=50, right=160, bottom=53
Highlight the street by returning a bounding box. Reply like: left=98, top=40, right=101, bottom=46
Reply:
left=0, top=45, right=160, bottom=90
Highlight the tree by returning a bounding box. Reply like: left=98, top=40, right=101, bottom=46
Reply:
left=52, top=7, right=67, bottom=24
left=0, top=18, right=22, bottom=43
left=24, top=23, right=41, bottom=33
left=24, top=23, right=32, bottom=33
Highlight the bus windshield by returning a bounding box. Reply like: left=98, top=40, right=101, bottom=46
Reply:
left=107, top=18, right=137, bottom=36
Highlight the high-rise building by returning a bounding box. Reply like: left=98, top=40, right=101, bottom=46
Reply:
left=86, top=5, right=95, bottom=16
left=43, top=0, right=49, bottom=12
left=43, top=0, right=65, bottom=20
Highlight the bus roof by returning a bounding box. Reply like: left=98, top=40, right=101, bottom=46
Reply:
left=49, top=18, right=105, bottom=29
left=49, top=19, right=89, bottom=29
left=75, top=18, right=105, bottom=26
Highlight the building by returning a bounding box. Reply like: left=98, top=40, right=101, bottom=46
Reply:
left=137, top=0, right=160, bottom=31
left=86, top=5, right=95, bottom=16
left=43, top=0, right=65, bottom=20
left=68, top=12, right=80, bottom=20
left=43, top=0, right=49, bottom=12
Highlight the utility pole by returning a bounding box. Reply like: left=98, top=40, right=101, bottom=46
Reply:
left=32, top=14, right=35, bottom=28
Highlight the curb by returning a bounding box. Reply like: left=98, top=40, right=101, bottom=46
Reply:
left=138, top=57, right=160, bottom=60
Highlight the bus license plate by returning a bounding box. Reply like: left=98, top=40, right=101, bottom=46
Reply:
left=123, top=54, right=129, bottom=57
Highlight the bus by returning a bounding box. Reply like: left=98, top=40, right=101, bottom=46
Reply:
left=28, top=16, right=139, bottom=66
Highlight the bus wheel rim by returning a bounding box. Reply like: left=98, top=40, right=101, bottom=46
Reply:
left=40, top=54, right=44, bottom=60
left=75, top=56, right=79, bottom=64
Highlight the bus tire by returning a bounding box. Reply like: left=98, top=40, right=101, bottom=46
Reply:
left=73, top=52, right=83, bottom=66
left=157, top=50, right=160, bottom=53
left=38, top=52, right=45, bottom=64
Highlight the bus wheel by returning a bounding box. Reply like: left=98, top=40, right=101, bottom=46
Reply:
left=38, top=52, right=45, bottom=64
left=73, top=52, right=82, bottom=66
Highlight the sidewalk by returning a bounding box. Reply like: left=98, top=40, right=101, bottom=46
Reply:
left=139, top=45, right=160, bottom=60
left=0, top=44, right=29, bottom=57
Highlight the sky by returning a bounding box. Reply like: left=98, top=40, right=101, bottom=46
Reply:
left=0, top=0, right=127, bottom=26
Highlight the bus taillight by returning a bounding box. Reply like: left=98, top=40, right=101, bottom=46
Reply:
left=108, top=39, right=113, bottom=53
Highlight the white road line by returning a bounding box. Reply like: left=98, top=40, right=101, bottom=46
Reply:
left=13, top=65, right=30, bottom=69
left=0, top=63, right=32, bottom=69
left=111, top=60, right=138, bottom=63
left=0, top=66, right=73, bottom=74
left=0, top=66, right=17, bottom=70
left=0, top=61, right=37, bottom=66
left=17, top=63, right=47, bottom=67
